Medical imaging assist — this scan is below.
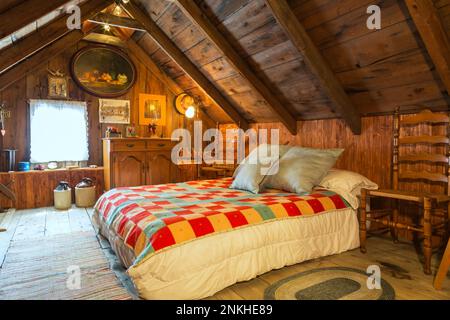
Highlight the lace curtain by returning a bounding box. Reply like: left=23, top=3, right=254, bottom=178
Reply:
left=30, top=99, right=89, bottom=163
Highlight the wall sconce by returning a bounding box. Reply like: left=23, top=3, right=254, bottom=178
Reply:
left=175, top=93, right=197, bottom=119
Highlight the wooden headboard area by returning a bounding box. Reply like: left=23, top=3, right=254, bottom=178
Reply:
left=221, top=116, right=393, bottom=190
left=252, top=117, right=393, bottom=190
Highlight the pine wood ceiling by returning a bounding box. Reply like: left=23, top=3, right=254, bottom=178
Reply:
left=0, top=0, right=450, bottom=133
left=132, top=0, right=450, bottom=126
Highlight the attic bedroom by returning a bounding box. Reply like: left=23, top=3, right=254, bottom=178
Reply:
left=0, top=0, right=449, bottom=304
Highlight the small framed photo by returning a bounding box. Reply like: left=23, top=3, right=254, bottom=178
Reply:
left=99, top=99, right=130, bottom=124
left=126, top=126, right=137, bottom=137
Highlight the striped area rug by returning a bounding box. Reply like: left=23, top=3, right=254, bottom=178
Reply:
left=0, top=231, right=132, bottom=300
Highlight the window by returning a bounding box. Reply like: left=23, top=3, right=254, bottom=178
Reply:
left=30, top=100, right=89, bottom=163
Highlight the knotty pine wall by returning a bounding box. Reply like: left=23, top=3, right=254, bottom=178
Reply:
left=0, top=40, right=214, bottom=170
left=240, top=116, right=394, bottom=190
left=249, top=115, right=449, bottom=242
left=250, top=114, right=449, bottom=195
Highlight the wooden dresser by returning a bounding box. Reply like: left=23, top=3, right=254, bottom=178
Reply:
left=103, top=138, right=179, bottom=191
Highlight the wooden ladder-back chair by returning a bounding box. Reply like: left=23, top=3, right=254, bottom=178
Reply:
left=360, top=108, right=450, bottom=275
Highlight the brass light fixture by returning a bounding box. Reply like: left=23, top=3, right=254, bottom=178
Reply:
left=174, top=93, right=197, bottom=119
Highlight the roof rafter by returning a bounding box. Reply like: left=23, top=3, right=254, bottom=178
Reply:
left=0, top=0, right=70, bottom=39
left=0, top=27, right=96, bottom=91
left=265, top=0, right=361, bottom=134
left=0, top=0, right=111, bottom=75
left=120, top=0, right=249, bottom=130
left=174, top=0, right=297, bottom=135
left=405, top=0, right=450, bottom=95
left=114, top=29, right=216, bottom=126
left=89, top=12, right=145, bottom=31
left=126, top=38, right=183, bottom=96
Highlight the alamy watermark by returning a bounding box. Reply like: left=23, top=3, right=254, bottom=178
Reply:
left=66, top=265, right=81, bottom=290
left=66, top=4, right=81, bottom=30
left=366, top=265, right=382, bottom=290
left=367, top=5, right=381, bottom=30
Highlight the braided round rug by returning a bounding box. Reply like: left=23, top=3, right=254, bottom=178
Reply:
left=264, top=267, right=395, bottom=300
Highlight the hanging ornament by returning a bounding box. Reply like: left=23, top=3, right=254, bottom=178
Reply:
left=0, top=102, right=6, bottom=136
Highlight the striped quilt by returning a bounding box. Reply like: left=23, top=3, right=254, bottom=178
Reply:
left=94, top=178, right=350, bottom=265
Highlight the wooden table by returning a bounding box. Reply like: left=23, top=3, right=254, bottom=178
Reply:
left=200, top=167, right=227, bottom=179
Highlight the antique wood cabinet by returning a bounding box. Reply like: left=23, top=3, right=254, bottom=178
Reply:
left=103, top=138, right=179, bottom=190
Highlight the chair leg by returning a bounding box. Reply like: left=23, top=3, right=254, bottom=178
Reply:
left=391, top=199, right=399, bottom=243
left=423, top=198, right=432, bottom=275
left=360, top=189, right=367, bottom=254
left=434, top=239, right=450, bottom=290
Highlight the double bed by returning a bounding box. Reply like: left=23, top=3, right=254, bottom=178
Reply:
left=93, top=177, right=360, bottom=300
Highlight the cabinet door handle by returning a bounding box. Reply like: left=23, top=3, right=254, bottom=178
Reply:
left=158, top=143, right=166, bottom=147
left=126, top=144, right=135, bottom=148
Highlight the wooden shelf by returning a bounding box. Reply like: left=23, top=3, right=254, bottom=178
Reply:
left=0, top=167, right=104, bottom=210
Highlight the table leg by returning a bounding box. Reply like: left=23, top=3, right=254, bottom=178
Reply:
left=360, top=189, right=367, bottom=254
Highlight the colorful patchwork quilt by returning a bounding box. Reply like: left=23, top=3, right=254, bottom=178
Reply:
left=94, top=178, right=350, bottom=265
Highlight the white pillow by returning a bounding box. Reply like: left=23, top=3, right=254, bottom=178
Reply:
left=318, top=169, right=378, bottom=209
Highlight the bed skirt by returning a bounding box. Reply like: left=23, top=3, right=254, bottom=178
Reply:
left=93, top=207, right=359, bottom=300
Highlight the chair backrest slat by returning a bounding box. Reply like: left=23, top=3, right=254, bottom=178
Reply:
left=399, top=153, right=449, bottom=163
left=399, top=172, right=448, bottom=183
left=393, top=108, right=450, bottom=194
left=401, top=110, right=449, bottom=125
left=399, top=136, right=449, bottom=145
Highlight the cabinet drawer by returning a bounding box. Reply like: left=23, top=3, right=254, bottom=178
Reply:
left=147, top=140, right=175, bottom=150
left=111, top=140, right=146, bottom=151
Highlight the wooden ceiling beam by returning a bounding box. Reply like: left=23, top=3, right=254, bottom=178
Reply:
left=83, top=32, right=127, bottom=48
left=405, top=0, right=450, bottom=95
left=89, top=12, right=145, bottom=31
left=120, top=0, right=249, bottom=130
left=0, top=28, right=91, bottom=91
left=122, top=35, right=216, bottom=126
left=0, top=0, right=111, bottom=75
left=0, top=0, right=70, bottom=39
left=174, top=0, right=297, bottom=135
left=265, top=0, right=361, bottom=134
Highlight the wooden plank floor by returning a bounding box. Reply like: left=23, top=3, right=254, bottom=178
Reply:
left=1, top=207, right=449, bottom=300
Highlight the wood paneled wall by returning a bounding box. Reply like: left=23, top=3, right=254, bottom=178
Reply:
left=250, top=116, right=393, bottom=189
left=0, top=40, right=210, bottom=209
left=0, top=40, right=213, bottom=169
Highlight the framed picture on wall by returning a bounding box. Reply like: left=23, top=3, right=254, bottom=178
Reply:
left=139, top=94, right=166, bottom=126
left=71, top=46, right=136, bottom=98
left=48, top=72, right=68, bottom=99
left=99, top=99, right=130, bottom=124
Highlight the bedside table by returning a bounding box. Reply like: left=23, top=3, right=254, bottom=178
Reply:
left=200, top=167, right=227, bottom=179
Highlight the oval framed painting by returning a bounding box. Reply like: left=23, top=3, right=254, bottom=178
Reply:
left=71, top=46, right=136, bottom=98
